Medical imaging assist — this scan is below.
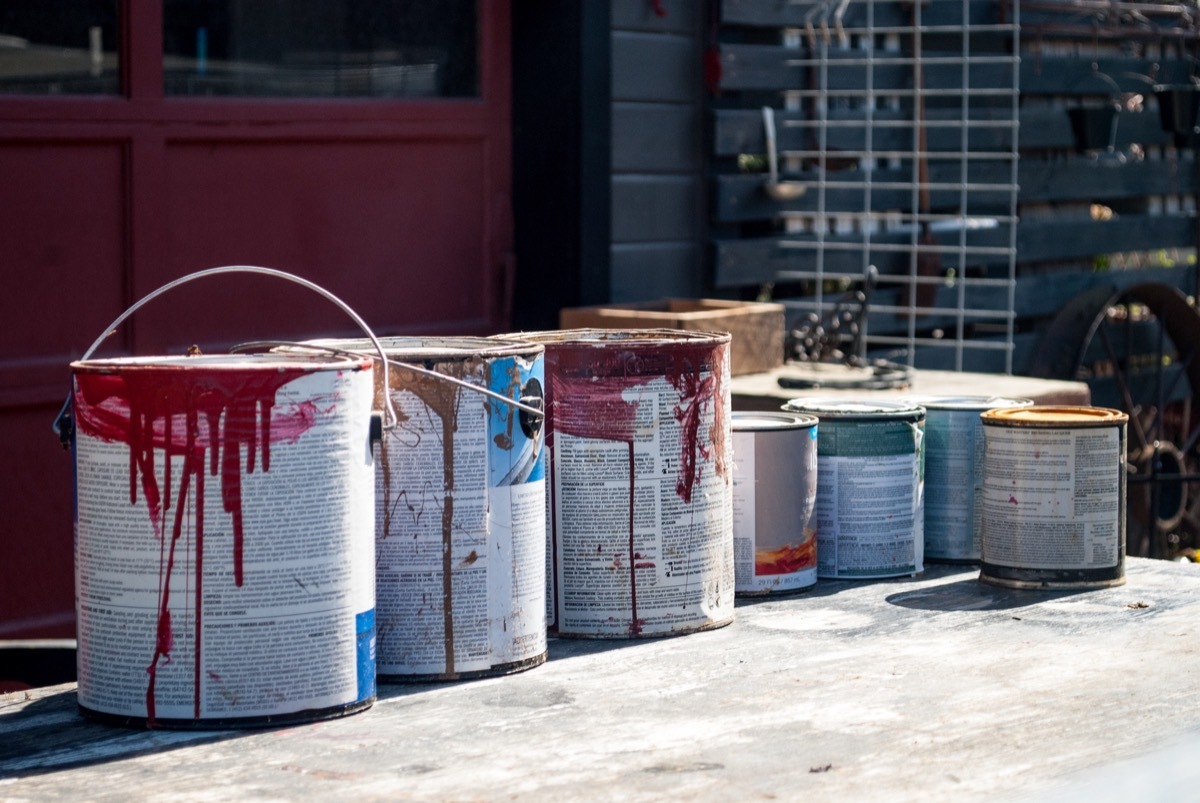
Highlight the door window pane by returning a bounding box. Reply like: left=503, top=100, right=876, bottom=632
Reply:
left=164, top=1, right=477, bottom=98
left=0, top=1, right=120, bottom=95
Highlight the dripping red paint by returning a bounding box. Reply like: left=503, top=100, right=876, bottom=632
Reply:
left=539, top=334, right=730, bottom=637
left=73, top=363, right=325, bottom=723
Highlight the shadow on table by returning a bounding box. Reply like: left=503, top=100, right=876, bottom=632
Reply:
left=0, top=679, right=443, bottom=780
left=0, top=687, right=239, bottom=778
left=885, top=577, right=1087, bottom=611
left=733, top=563, right=981, bottom=609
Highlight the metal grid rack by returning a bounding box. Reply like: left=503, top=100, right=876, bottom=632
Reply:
left=768, top=0, right=1022, bottom=372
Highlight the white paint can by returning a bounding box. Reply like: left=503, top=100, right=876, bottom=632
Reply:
left=732, top=412, right=819, bottom=596
left=71, top=353, right=377, bottom=727
left=980, top=406, right=1128, bottom=589
left=311, top=337, right=548, bottom=680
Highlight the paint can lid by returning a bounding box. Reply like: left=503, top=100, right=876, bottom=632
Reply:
left=298, top=336, right=545, bottom=361
left=981, top=405, right=1129, bottom=426
left=71, top=352, right=370, bottom=373
left=497, top=328, right=732, bottom=347
left=732, top=411, right=818, bottom=431
left=899, top=395, right=1034, bottom=411
left=782, top=397, right=924, bottom=420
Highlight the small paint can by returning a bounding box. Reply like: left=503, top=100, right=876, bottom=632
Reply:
left=307, top=337, right=548, bottom=681
left=782, top=398, right=925, bottom=579
left=70, top=352, right=377, bottom=728
left=501, top=329, right=734, bottom=638
left=900, top=396, right=1033, bottom=564
left=979, top=406, right=1128, bottom=589
left=731, top=412, right=819, bottom=596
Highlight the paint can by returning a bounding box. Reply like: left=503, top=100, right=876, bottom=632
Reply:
left=304, top=336, right=548, bottom=681
left=62, top=267, right=382, bottom=728
left=979, top=406, right=1128, bottom=589
left=899, top=396, right=1033, bottom=564
left=782, top=398, right=925, bottom=579
left=502, top=329, right=734, bottom=638
left=731, top=411, right=819, bottom=596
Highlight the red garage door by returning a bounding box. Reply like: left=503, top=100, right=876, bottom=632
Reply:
left=0, top=1, right=512, bottom=637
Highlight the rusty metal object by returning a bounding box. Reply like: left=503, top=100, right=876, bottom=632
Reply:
left=1030, top=281, right=1200, bottom=557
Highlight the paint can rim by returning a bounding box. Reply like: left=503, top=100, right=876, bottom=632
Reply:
left=732, top=411, right=818, bottom=431
left=303, top=336, right=544, bottom=361
left=379, top=651, right=547, bottom=684
left=783, top=397, right=925, bottom=420
left=70, top=353, right=371, bottom=373
left=497, top=327, right=732, bottom=347
left=77, top=697, right=375, bottom=730
left=981, top=405, right=1129, bottom=426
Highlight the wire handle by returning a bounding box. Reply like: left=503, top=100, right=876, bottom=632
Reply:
left=234, top=340, right=547, bottom=420
left=55, top=265, right=399, bottom=445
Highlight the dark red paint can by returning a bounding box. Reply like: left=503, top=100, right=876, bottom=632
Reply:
left=505, top=329, right=735, bottom=638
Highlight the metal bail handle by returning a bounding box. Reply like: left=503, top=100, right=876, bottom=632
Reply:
left=230, top=341, right=547, bottom=424
left=54, top=265, right=399, bottom=447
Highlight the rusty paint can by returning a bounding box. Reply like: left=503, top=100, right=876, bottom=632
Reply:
left=309, top=337, right=548, bottom=681
left=782, top=398, right=925, bottom=579
left=979, top=406, right=1128, bottom=589
left=69, top=352, right=378, bottom=728
left=900, top=396, right=1033, bottom=564
left=502, top=329, right=734, bottom=638
left=731, top=411, right=819, bottom=596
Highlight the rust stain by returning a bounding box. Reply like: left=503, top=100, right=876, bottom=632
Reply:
left=382, top=358, right=483, bottom=675
left=488, top=357, right=523, bottom=452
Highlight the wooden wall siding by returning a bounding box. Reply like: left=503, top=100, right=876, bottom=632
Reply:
left=609, top=1, right=708, bottom=304
left=721, top=0, right=998, bottom=28
left=713, top=105, right=1174, bottom=155
left=613, top=174, right=703, bottom=242
left=715, top=159, right=1199, bottom=222
left=717, top=217, right=1196, bottom=288
left=708, top=0, right=1200, bottom=375
left=718, top=50, right=1193, bottom=95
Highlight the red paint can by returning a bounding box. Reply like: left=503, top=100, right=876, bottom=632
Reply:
left=502, top=329, right=734, bottom=638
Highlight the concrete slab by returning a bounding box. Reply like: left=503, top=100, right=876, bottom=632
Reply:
left=4, top=559, right=1200, bottom=801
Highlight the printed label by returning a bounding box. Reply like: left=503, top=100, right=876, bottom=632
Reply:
left=814, top=418, right=924, bottom=578
left=981, top=425, right=1123, bottom=570
left=550, top=367, right=734, bottom=636
left=73, top=367, right=376, bottom=722
left=732, top=427, right=818, bottom=593
left=375, top=354, right=546, bottom=676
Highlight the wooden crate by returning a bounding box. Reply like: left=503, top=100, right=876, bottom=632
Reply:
left=559, top=298, right=785, bottom=375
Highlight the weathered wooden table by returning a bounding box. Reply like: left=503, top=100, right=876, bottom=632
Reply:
left=730, top=365, right=1091, bottom=411
left=4, top=558, right=1200, bottom=801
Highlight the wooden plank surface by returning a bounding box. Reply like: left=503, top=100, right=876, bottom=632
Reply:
left=5, top=559, right=1200, bottom=800
left=730, top=365, right=1092, bottom=409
